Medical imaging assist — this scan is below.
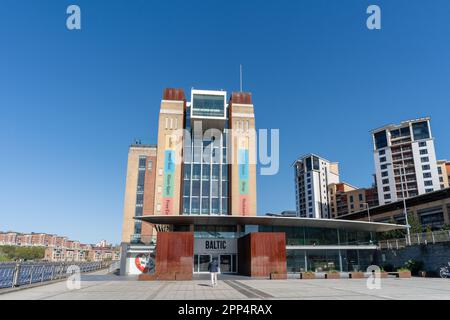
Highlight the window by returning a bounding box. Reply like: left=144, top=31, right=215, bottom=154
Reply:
left=419, top=141, right=427, bottom=147
left=423, top=172, right=432, bottom=179
left=424, top=180, right=433, bottom=186
left=379, top=150, right=386, bottom=156
left=412, top=121, right=430, bottom=140
left=374, top=131, right=388, bottom=149
left=349, top=196, right=354, bottom=203
left=382, top=179, right=389, bottom=185
left=422, top=165, right=431, bottom=171
left=383, top=186, right=390, bottom=192
left=438, top=167, right=443, bottom=174
left=421, top=157, right=429, bottom=163
left=384, top=194, right=391, bottom=200
left=379, top=157, right=387, bottom=163
left=359, top=194, right=363, bottom=202
left=147, top=161, right=153, bottom=172
left=192, top=94, right=225, bottom=118
left=382, top=171, right=388, bottom=177
left=381, top=164, right=388, bottom=170
left=420, top=149, right=428, bottom=155
left=313, top=156, right=320, bottom=171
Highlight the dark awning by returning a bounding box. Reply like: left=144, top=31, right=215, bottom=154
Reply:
left=136, top=215, right=406, bottom=232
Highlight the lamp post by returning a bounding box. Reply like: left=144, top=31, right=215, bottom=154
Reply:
left=386, top=163, right=412, bottom=245
left=362, top=202, right=371, bottom=222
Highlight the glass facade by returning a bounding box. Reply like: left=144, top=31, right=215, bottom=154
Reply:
left=133, top=156, right=147, bottom=241
left=182, top=105, right=229, bottom=215
left=286, top=249, right=376, bottom=272
left=192, top=94, right=226, bottom=118
left=258, top=226, right=375, bottom=246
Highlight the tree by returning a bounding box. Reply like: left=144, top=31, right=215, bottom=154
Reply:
left=408, top=212, right=423, bottom=234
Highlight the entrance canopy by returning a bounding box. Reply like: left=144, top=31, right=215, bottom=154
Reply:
left=137, top=215, right=405, bottom=233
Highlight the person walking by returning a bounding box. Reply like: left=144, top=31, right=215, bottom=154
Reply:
left=208, top=258, right=219, bottom=287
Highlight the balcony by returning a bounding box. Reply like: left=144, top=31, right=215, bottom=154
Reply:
left=130, top=234, right=157, bottom=245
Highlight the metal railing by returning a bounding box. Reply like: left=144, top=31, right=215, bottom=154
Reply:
left=379, top=230, right=450, bottom=250
left=0, top=261, right=115, bottom=290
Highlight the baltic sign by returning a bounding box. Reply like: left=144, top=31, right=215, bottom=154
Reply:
left=194, top=239, right=237, bottom=255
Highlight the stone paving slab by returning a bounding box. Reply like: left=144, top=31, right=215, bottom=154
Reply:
left=1, top=276, right=449, bottom=300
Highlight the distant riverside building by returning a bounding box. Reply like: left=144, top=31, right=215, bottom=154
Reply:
left=372, top=118, right=441, bottom=206
left=328, top=180, right=379, bottom=219
left=121, top=88, right=257, bottom=244
left=293, top=154, right=339, bottom=219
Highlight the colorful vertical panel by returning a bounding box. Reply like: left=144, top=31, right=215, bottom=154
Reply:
left=238, top=149, right=249, bottom=215
left=163, top=140, right=176, bottom=215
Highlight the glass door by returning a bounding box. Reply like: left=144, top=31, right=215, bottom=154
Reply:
left=198, top=254, right=212, bottom=273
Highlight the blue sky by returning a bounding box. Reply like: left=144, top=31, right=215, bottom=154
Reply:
left=1, top=0, right=450, bottom=244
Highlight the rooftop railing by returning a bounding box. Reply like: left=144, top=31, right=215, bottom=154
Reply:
left=378, top=230, right=450, bottom=250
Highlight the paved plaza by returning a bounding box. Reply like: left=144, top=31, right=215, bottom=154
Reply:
left=1, top=271, right=450, bottom=300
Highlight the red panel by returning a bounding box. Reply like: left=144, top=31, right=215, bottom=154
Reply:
left=238, top=233, right=286, bottom=277
left=230, top=92, right=252, bottom=104
left=163, top=88, right=186, bottom=101
left=156, top=232, right=194, bottom=278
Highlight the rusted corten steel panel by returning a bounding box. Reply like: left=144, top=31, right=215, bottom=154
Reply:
left=156, top=232, right=194, bottom=278
left=238, top=232, right=286, bottom=277
left=163, top=88, right=186, bottom=101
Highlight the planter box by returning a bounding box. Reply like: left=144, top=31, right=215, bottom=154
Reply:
left=300, top=272, right=316, bottom=280
left=398, top=271, right=412, bottom=278
left=349, top=272, right=364, bottom=279
left=368, top=271, right=389, bottom=278
left=325, top=273, right=340, bottom=279
left=138, top=274, right=157, bottom=281
left=270, top=273, right=287, bottom=280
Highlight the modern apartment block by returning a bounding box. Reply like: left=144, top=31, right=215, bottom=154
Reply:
left=121, top=88, right=257, bottom=244
left=328, top=181, right=379, bottom=219
left=437, top=160, right=450, bottom=189
left=372, top=118, right=441, bottom=206
left=293, top=154, right=340, bottom=219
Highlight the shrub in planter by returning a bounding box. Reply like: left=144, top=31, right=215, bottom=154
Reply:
left=326, top=270, right=340, bottom=279
left=396, top=268, right=412, bottom=278
left=404, top=260, right=424, bottom=276
left=300, top=272, right=316, bottom=280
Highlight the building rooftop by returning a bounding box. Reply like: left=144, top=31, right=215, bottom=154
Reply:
left=338, top=187, right=450, bottom=221
left=371, top=117, right=431, bottom=134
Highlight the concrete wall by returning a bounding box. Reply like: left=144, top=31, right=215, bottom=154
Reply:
left=379, top=242, right=450, bottom=274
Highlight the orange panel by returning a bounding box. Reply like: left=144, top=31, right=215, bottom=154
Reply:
left=156, top=232, right=194, bottom=278
left=238, top=233, right=286, bottom=277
